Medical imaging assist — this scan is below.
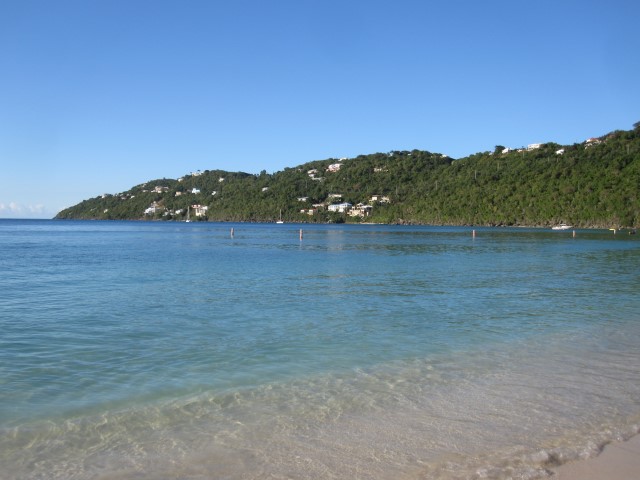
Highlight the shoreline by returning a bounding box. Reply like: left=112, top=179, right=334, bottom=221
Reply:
left=42, top=217, right=640, bottom=233
left=553, top=434, right=640, bottom=479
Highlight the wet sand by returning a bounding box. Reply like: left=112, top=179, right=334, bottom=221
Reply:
left=553, top=435, right=640, bottom=479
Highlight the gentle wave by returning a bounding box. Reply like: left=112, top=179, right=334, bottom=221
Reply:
left=3, top=325, right=640, bottom=479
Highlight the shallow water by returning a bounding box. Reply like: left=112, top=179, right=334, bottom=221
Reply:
left=1, top=220, right=639, bottom=479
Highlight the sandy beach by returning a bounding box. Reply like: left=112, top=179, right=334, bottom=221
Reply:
left=553, top=435, right=640, bottom=479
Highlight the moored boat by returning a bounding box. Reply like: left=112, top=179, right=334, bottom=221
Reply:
left=552, top=223, right=572, bottom=230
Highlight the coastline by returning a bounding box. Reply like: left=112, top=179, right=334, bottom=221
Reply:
left=43, top=217, right=640, bottom=234
left=553, top=434, right=640, bottom=479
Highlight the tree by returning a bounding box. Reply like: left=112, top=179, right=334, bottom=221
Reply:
left=55, top=125, right=640, bottom=228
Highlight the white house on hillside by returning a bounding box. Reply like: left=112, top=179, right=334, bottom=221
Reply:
left=370, top=195, right=390, bottom=203
left=348, top=204, right=373, bottom=217
left=192, top=205, right=208, bottom=217
left=328, top=202, right=352, bottom=213
left=144, top=202, right=162, bottom=215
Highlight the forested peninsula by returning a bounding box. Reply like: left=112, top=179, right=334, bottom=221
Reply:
left=56, top=124, right=640, bottom=228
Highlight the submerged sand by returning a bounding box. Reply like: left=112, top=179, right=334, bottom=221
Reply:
left=553, top=435, right=640, bottom=479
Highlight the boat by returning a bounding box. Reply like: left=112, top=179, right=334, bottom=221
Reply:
left=552, top=223, right=572, bottom=230
left=276, top=209, right=284, bottom=224
left=186, top=206, right=191, bottom=223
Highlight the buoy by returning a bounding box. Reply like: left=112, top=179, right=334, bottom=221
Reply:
left=231, top=227, right=234, bottom=238
left=472, top=229, right=476, bottom=238
left=572, top=229, right=576, bottom=238
left=299, top=229, right=303, bottom=241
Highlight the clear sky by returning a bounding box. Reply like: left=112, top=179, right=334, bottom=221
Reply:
left=1, top=0, right=638, bottom=218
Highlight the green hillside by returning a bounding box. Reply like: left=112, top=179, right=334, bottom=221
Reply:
left=56, top=124, right=640, bottom=228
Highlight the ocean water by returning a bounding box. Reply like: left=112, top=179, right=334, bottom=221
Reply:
left=1, top=219, right=639, bottom=479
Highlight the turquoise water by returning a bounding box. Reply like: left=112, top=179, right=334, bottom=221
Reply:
left=1, top=220, right=639, bottom=479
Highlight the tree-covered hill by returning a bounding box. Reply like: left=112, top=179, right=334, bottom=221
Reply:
left=55, top=124, right=640, bottom=228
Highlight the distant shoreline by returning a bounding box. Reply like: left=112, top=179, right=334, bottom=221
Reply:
left=1, top=217, right=636, bottom=232
left=47, top=217, right=638, bottom=232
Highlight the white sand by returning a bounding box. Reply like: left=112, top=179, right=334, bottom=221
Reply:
left=553, top=435, right=640, bottom=479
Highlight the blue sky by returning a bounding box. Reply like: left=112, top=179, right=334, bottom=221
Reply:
left=1, top=0, right=638, bottom=218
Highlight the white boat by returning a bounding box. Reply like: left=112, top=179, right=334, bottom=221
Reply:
left=186, top=206, right=191, bottom=222
left=552, top=223, right=572, bottom=230
left=276, top=209, right=284, bottom=224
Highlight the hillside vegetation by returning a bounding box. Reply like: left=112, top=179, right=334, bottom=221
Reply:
left=56, top=125, right=640, bottom=228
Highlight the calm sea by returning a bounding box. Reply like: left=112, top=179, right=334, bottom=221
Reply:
left=1, top=220, right=639, bottom=479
